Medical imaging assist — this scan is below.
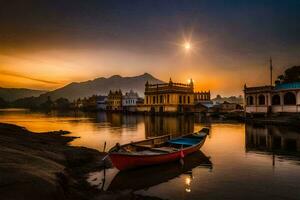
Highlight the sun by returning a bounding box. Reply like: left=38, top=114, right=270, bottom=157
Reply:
left=184, top=42, right=191, bottom=50
left=187, top=78, right=193, bottom=84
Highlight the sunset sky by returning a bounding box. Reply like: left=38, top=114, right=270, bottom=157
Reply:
left=1, top=0, right=300, bottom=96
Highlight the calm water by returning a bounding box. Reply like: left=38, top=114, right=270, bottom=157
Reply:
left=1, top=109, right=300, bottom=200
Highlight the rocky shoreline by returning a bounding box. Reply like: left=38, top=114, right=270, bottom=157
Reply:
left=0, top=122, right=165, bottom=200
left=0, top=122, right=111, bottom=200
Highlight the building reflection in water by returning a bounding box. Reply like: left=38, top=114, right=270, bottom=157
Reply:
left=94, top=112, right=198, bottom=138
left=96, top=112, right=140, bottom=130
left=245, top=123, right=300, bottom=154
left=95, top=113, right=207, bottom=139
left=144, top=115, right=195, bottom=138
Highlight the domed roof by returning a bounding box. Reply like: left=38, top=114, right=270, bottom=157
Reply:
left=275, top=82, right=300, bottom=90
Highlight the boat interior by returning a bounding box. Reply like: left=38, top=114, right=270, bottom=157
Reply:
left=111, top=128, right=209, bottom=155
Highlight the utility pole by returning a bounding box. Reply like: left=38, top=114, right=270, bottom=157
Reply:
left=270, top=57, right=273, bottom=86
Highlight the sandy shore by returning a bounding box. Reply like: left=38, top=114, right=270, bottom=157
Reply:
left=0, top=122, right=112, bottom=200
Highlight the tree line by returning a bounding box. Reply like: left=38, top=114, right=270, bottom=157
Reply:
left=0, top=96, right=72, bottom=111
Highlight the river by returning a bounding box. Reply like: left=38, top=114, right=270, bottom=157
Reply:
left=0, top=109, right=300, bottom=199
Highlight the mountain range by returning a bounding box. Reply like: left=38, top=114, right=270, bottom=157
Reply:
left=0, top=87, right=47, bottom=102
left=0, top=73, right=164, bottom=102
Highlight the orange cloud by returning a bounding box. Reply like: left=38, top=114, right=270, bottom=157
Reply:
left=0, top=70, right=60, bottom=85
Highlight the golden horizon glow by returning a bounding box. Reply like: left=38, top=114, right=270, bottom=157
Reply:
left=0, top=44, right=276, bottom=97
left=0, top=25, right=281, bottom=97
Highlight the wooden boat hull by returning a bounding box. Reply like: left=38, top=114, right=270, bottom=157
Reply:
left=108, top=151, right=212, bottom=191
left=109, top=136, right=206, bottom=171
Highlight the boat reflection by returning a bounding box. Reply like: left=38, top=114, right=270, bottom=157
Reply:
left=106, top=150, right=212, bottom=192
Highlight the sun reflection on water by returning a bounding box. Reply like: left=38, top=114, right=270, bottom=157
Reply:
left=184, top=174, right=193, bottom=193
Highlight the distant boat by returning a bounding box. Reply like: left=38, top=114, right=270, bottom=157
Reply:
left=108, top=128, right=209, bottom=170
left=107, top=150, right=212, bottom=191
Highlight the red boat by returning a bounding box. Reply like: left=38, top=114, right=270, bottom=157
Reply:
left=108, top=128, right=209, bottom=171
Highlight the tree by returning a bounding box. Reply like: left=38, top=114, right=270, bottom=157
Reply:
left=216, top=94, right=222, bottom=99
left=275, top=80, right=280, bottom=85
left=277, top=66, right=300, bottom=83
left=283, top=66, right=300, bottom=83
left=0, top=97, right=8, bottom=108
left=40, top=96, right=54, bottom=110
left=277, top=75, right=284, bottom=83
left=55, top=98, right=70, bottom=110
left=12, top=97, right=40, bottom=109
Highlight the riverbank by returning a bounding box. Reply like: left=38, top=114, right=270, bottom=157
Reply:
left=0, top=122, right=111, bottom=200
left=0, top=122, right=165, bottom=200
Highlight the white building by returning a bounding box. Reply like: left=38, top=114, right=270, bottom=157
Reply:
left=122, top=90, right=139, bottom=112
left=244, top=83, right=300, bottom=114
left=244, top=59, right=300, bottom=114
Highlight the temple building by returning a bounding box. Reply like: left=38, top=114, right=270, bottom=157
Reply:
left=106, top=90, right=123, bottom=111
left=244, top=59, right=300, bottom=114
left=193, top=90, right=213, bottom=113
left=143, top=78, right=194, bottom=113
left=141, top=78, right=210, bottom=113
left=194, top=91, right=211, bottom=103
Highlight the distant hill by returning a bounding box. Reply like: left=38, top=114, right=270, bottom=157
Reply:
left=0, top=87, right=47, bottom=102
left=38, top=73, right=164, bottom=101
left=212, top=95, right=244, bottom=105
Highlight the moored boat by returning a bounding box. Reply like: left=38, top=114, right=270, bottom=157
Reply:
left=107, top=151, right=212, bottom=191
left=108, top=128, right=209, bottom=170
